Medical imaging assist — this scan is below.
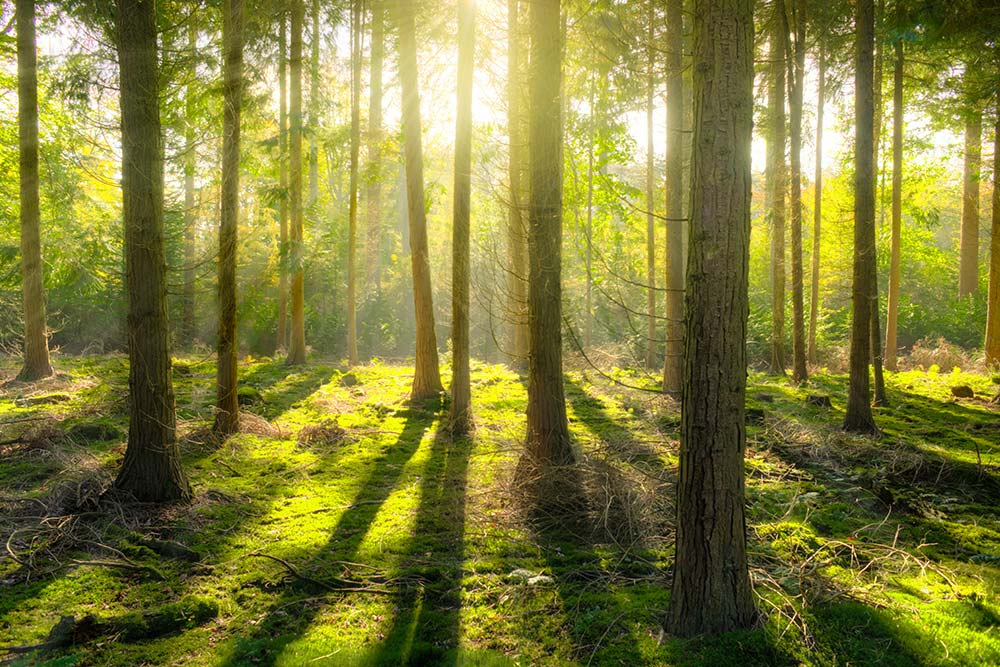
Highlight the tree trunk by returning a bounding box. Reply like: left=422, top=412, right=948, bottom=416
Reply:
left=884, top=37, right=903, bottom=371
left=844, top=0, right=879, bottom=435
left=986, top=102, right=1000, bottom=367
left=522, top=0, right=572, bottom=467
left=309, top=0, right=320, bottom=211
left=366, top=0, right=384, bottom=290
left=767, top=3, right=786, bottom=375
left=181, top=21, right=197, bottom=348
left=960, top=108, right=982, bottom=297
left=507, top=0, right=529, bottom=364
left=276, top=14, right=289, bottom=353
left=666, top=0, right=757, bottom=636
left=868, top=0, right=887, bottom=406
left=584, top=76, right=596, bottom=350
left=393, top=0, right=443, bottom=399
left=784, top=0, right=807, bottom=384
left=662, top=0, right=683, bottom=395
left=347, top=0, right=360, bottom=365
left=286, top=0, right=307, bottom=365
left=644, top=0, right=656, bottom=370
left=450, top=0, right=475, bottom=434
left=15, top=0, right=53, bottom=382
left=214, top=0, right=243, bottom=437
left=808, top=46, right=824, bottom=365
left=113, top=0, right=190, bottom=502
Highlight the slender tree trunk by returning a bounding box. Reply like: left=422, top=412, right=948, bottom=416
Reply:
left=309, top=0, right=319, bottom=211
left=784, top=0, right=807, bottom=384
left=986, top=102, right=1000, bottom=367
left=346, top=0, right=360, bottom=365
left=214, top=0, right=243, bottom=436
left=868, top=0, right=887, bottom=405
left=960, top=108, right=982, bottom=297
left=662, top=0, right=683, bottom=395
left=15, top=0, right=52, bottom=382
left=181, top=22, right=197, bottom=348
left=666, top=0, right=756, bottom=636
left=522, top=0, right=572, bottom=467
left=366, top=1, right=384, bottom=290
left=451, top=0, right=475, bottom=434
left=644, top=0, right=656, bottom=370
left=113, top=0, right=190, bottom=502
left=808, top=47, right=824, bottom=365
left=584, top=76, right=596, bottom=350
left=885, top=37, right=903, bottom=371
left=507, top=0, right=529, bottom=364
left=844, top=0, right=879, bottom=434
left=276, top=15, right=289, bottom=353
left=286, top=0, right=307, bottom=364
left=393, top=0, right=443, bottom=398
left=767, top=4, right=786, bottom=375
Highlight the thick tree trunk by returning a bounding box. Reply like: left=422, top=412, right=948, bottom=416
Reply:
left=666, top=0, right=756, bottom=636
left=393, top=0, right=443, bottom=399
left=113, top=0, right=190, bottom=502
left=181, top=22, right=197, bottom=348
left=214, top=0, right=243, bottom=436
left=450, top=0, right=475, bottom=434
left=885, top=38, right=903, bottom=371
left=15, top=0, right=53, bottom=382
left=784, top=0, right=807, bottom=384
left=286, top=0, right=307, bottom=365
left=644, top=0, right=656, bottom=370
left=662, top=0, right=683, bottom=395
left=507, top=0, right=529, bottom=364
left=366, top=1, right=384, bottom=290
left=276, top=15, right=289, bottom=353
left=960, top=109, right=982, bottom=297
left=347, top=0, right=360, bottom=365
left=844, top=0, right=879, bottom=435
left=808, top=47, right=824, bottom=365
left=767, top=4, right=786, bottom=375
left=522, top=0, right=572, bottom=467
left=986, top=104, right=1000, bottom=367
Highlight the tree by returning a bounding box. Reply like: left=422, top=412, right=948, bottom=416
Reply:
left=113, top=0, right=190, bottom=502
left=181, top=21, right=197, bottom=348
left=662, top=0, right=684, bottom=394
left=286, top=0, right=307, bottom=365
left=521, top=0, right=572, bottom=468
left=666, top=0, right=756, bottom=636
left=346, top=0, right=360, bottom=365
left=844, top=0, right=879, bottom=435
left=507, top=0, right=529, bottom=364
left=784, top=0, right=807, bottom=384
left=986, top=101, right=1000, bottom=367
left=884, top=31, right=904, bottom=371
left=365, top=0, right=385, bottom=290
left=393, top=0, right=443, bottom=399
left=808, top=45, right=825, bottom=366
left=644, top=0, right=656, bottom=370
left=959, top=100, right=982, bottom=298
left=214, top=0, right=244, bottom=436
left=276, top=11, right=289, bottom=353
left=766, top=1, right=787, bottom=375
left=450, top=0, right=475, bottom=434
left=15, top=0, right=53, bottom=382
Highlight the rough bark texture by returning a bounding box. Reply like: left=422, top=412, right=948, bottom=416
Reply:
left=15, top=0, right=53, bottom=382
left=644, top=0, right=656, bottom=370
left=113, top=0, right=190, bottom=502
left=214, top=0, right=243, bottom=437
left=666, top=0, right=757, bottom=636
left=181, top=21, right=197, bottom=348
left=366, top=0, right=384, bottom=290
left=784, top=0, right=807, bottom=384
left=885, top=38, right=903, bottom=372
left=662, top=0, right=684, bottom=395
left=276, top=15, right=289, bottom=353
left=844, top=0, right=879, bottom=435
left=393, top=0, right=443, bottom=399
left=507, top=0, right=529, bottom=364
left=986, top=105, right=1000, bottom=367
left=808, top=48, right=824, bottom=366
left=767, top=4, right=786, bottom=375
left=286, top=0, right=307, bottom=365
left=450, top=0, right=475, bottom=434
left=522, top=0, right=572, bottom=467
left=346, top=0, right=360, bottom=365
left=960, top=109, right=982, bottom=298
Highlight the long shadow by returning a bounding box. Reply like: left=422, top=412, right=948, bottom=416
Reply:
left=368, top=428, right=471, bottom=666
left=220, top=404, right=438, bottom=666
left=239, top=362, right=340, bottom=420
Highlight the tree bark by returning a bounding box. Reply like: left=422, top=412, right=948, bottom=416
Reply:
left=347, top=0, right=360, bottom=365
left=662, top=0, right=683, bottom=395
left=286, top=0, right=307, bottom=365
left=450, top=0, right=475, bottom=434
left=666, top=0, right=757, bottom=636
left=884, top=37, right=903, bottom=371
left=393, top=0, right=443, bottom=399
left=309, top=0, right=319, bottom=211
left=507, top=0, right=529, bottom=364
left=181, top=21, right=197, bottom=348
left=214, top=0, right=243, bottom=437
left=584, top=76, right=596, bottom=350
left=960, top=108, right=982, bottom=297
left=365, top=0, right=384, bottom=290
left=844, top=0, right=879, bottom=434
left=276, top=13, right=289, bottom=353
left=784, top=0, right=807, bottom=384
left=808, top=46, right=824, bottom=366
left=644, top=0, right=656, bottom=370
left=986, top=103, right=1000, bottom=367
left=522, top=0, right=572, bottom=467
left=15, top=0, right=53, bottom=382
left=113, top=0, right=190, bottom=502
left=767, top=3, right=786, bottom=375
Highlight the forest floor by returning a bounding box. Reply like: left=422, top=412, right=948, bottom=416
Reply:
left=1, top=354, right=1000, bottom=666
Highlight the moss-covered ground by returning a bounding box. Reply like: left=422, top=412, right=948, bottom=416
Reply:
left=1, top=354, right=1000, bottom=666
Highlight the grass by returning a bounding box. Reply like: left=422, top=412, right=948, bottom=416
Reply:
left=0, top=354, right=999, bottom=665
